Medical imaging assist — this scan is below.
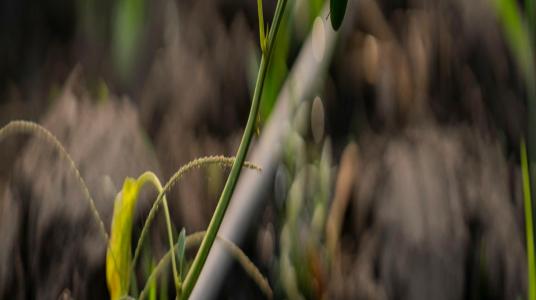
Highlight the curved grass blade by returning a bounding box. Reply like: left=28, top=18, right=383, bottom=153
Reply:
left=131, top=156, right=261, bottom=273
left=0, top=120, right=109, bottom=242
left=139, top=231, right=272, bottom=300
left=522, top=140, right=536, bottom=300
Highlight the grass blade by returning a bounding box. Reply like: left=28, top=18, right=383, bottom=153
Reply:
left=521, top=140, right=535, bottom=300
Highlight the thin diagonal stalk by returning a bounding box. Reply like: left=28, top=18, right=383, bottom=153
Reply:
left=179, top=0, right=289, bottom=298
left=132, top=156, right=261, bottom=271
left=0, top=120, right=134, bottom=298
left=139, top=231, right=272, bottom=300
left=137, top=172, right=181, bottom=296
left=522, top=141, right=536, bottom=300
left=492, top=0, right=536, bottom=262
left=258, top=0, right=266, bottom=52
left=0, top=120, right=109, bottom=242
left=218, top=234, right=272, bottom=299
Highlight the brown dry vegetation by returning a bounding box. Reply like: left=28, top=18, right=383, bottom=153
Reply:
left=0, top=0, right=532, bottom=299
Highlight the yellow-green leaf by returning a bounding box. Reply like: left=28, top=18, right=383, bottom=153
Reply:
left=107, top=177, right=142, bottom=300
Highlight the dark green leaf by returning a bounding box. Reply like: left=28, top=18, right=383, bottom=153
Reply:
left=330, top=0, right=348, bottom=31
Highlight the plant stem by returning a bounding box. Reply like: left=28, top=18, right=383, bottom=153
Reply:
left=522, top=141, right=536, bottom=300
left=257, top=0, right=266, bottom=53
left=137, top=172, right=181, bottom=296
left=131, top=156, right=260, bottom=273
left=493, top=0, right=536, bottom=257
left=0, top=121, right=109, bottom=243
left=139, top=231, right=272, bottom=300
left=179, top=0, right=288, bottom=298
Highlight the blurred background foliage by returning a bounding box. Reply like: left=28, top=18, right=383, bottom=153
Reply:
left=1, top=0, right=536, bottom=299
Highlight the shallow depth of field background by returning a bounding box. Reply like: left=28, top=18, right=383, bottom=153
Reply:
left=0, top=0, right=535, bottom=299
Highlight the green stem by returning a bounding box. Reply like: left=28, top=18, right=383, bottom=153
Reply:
left=522, top=141, right=536, bottom=300
left=140, top=231, right=272, bottom=300
left=131, top=156, right=260, bottom=274
left=258, top=0, right=266, bottom=53
left=493, top=0, right=536, bottom=257
left=137, top=172, right=181, bottom=296
left=179, top=0, right=288, bottom=298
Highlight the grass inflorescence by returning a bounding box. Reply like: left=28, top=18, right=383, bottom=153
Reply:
left=0, top=120, right=269, bottom=299
left=0, top=120, right=109, bottom=242
left=1, top=0, right=290, bottom=298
